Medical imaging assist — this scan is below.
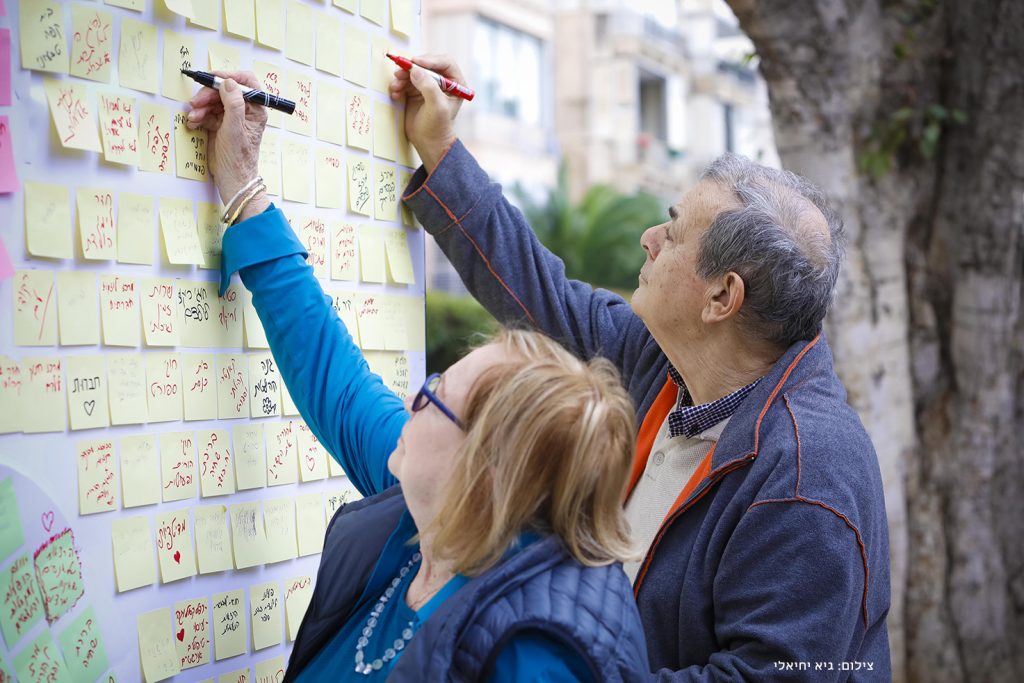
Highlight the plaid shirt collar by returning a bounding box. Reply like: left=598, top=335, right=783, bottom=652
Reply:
left=666, top=366, right=762, bottom=439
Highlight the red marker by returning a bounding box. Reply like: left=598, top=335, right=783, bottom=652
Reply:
left=387, top=53, right=475, bottom=102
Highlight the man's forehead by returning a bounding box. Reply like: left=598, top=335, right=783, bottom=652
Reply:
left=669, top=182, right=740, bottom=225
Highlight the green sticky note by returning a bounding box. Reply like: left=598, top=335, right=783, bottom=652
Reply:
left=0, top=553, right=45, bottom=648
left=58, top=606, right=110, bottom=683
left=13, top=630, right=73, bottom=683
left=0, top=651, right=13, bottom=680
left=0, top=478, right=24, bottom=564
left=33, top=529, right=85, bottom=624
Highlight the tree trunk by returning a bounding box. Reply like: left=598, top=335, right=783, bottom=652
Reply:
left=723, top=1, right=1024, bottom=682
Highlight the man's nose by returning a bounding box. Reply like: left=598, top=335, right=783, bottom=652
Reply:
left=641, top=224, right=664, bottom=259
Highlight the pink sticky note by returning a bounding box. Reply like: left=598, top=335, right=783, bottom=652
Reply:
left=0, top=116, right=17, bottom=193
left=0, top=29, right=9, bottom=106
left=0, top=2, right=6, bottom=17
left=0, top=236, right=13, bottom=283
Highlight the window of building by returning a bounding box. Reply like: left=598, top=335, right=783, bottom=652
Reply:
left=473, top=18, right=543, bottom=126
left=639, top=69, right=668, bottom=143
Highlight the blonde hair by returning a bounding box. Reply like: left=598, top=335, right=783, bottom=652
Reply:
left=428, top=328, right=638, bottom=576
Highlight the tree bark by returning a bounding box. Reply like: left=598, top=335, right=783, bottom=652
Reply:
left=723, top=1, right=1024, bottom=682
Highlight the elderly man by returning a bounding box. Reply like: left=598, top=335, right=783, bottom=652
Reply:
left=391, top=58, right=891, bottom=680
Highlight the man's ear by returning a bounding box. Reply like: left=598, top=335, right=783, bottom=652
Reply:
left=702, top=272, right=745, bottom=324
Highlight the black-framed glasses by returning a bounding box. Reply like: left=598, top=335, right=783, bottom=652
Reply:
left=411, top=373, right=465, bottom=430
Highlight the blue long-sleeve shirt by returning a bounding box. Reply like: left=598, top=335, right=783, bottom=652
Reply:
left=219, top=205, right=592, bottom=682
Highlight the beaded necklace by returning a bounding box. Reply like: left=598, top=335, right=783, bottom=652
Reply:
left=353, top=551, right=421, bottom=675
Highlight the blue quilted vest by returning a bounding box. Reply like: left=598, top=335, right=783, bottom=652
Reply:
left=285, top=486, right=650, bottom=682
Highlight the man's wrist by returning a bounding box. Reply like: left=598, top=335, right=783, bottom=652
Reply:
left=418, top=136, right=455, bottom=173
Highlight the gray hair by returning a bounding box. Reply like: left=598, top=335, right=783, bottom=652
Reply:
left=697, top=153, right=846, bottom=348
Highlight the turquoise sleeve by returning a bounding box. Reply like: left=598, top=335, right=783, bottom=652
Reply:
left=488, top=631, right=594, bottom=683
left=219, top=204, right=404, bottom=497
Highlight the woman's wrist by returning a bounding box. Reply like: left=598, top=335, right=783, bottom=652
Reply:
left=235, top=191, right=271, bottom=224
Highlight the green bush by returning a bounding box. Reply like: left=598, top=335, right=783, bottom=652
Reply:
left=425, top=291, right=499, bottom=374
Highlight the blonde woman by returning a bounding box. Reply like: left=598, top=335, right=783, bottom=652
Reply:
left=188, top=75, right=650, bottom=681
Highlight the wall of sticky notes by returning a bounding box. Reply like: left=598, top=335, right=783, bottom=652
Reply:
left=0, top=0, right=423, bottom=681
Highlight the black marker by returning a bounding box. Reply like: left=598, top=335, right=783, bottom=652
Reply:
left=181, top=69, right=296, bottom=115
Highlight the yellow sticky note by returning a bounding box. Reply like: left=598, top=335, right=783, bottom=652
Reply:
left=331, top=222, right=359, bottom=281
left=284, top=72, right=313, bottom=136
left=359, top=225, right=386, bottom=282
left=197, top=202, right=223, bottom=270
left=160, top=430, right=197, bottom=502
left=174, top=112, right=209, bottom=181
left=365, top=350, right=412, bottom=396
left=194, top=504, right=233, bottom=574
left=13, top=270, right=57, bottom=347
left=120, top=434, right=161, bottom=506
left=174, top=597, right=211, bottom=670
left=177, top=281, right=244, bottom=348
left=297, top=216, right=329, bottom=277
left=384, top=229, right=415, bottom=284
left=155, top=510, right=197, bottom=583
left=24, top=181, right=73, bottom=259
left=281, top=381, right=299, bottom=416
left=70, top=5, right=114, bottom=82
left=213, top=590, right=247, bottom=660
left=76, top=438, right=118, bottom=514
left=266, top=421, right=298, bottom=485
left=40, top=278, right=89, bottom=350
left=112, top=515, right=156, bottom=591
left=224, top=0, right=256, bottom=39
left=20, top=0, right=69, bottom=73
left=140, top=278, right=181, bottom=346
left=77, top=188, right=118, bottom=259
left=208, top=42, right=242, bottom=72
left=391, top=0, right=414, bottom=38
left=160, top=198, right=204, bottom=265
left=255, top=0, right=285, bottom=50
left=119, top=18, right=159, bottom=93
left=346, top=92, right=372, bottom=151
left=342, top=26, right=368, bottom=87
left=263, top=497, right=297, bottom=563
left=284, top=576, right=313, bottom=640
left=361, top=0, right=387, bottom=26
left=282, top=138, right=311, bottom=203
left=162, top=30, right=198, bottom=102
left=316, top=81, right=345, bottom=145
left=250, top=582, right=283, bottom=649
left=255, top=655, right=285, bottom=681
left=315, top=15, right=342, bottom=75
left=399, top=170, right=415, bottom=226
left=216, top=355, right=250, bottom=419
left=137, top=608, right=181, bottom=682
left=107, top=354, right=147, bottom=426
left=99, top=93, right=140, bottom=165
left=164, top=0, right=196, bottom=19
left=347, top=158, right=372, bottom=216
left=106, top=0, right=144, bottom=8
left=0, top=358, right=25, bottom=434
left=188, top=0, right=220, bottom=29
left=66, top=355, right=109, bottom=430
left=285, top=1, right=315, bottom=65
left=356, top=295, right=386, bottom=350
left=118, top=193, right=154, bottom=264
left=233, top=424, right=267, bottom=489
left=198, top=429, right=236, bottom=497
left=295, top=494, right=324, bottom=556
left=374, top=164, right=399, bottom=222
left=147, top=354, right=184, bottom=422
left=403, top=297, right=425, bottom=352
left=249, top=353, right=281, bottom=418
left=100, top=276, right=141, bottom=347
left=334, top=0, right=356, bottom=12
left=139, top=101, right=173, bottom=174
left=44, top=78, right=102, bottom=152
left=329, top=289, right=361, bottom=347
left=296, top=422, right=328, bottom=482
left=314, top=147, right=345, bottom=209
left=326, top=486, right=363, bottom=520
left=21, top=357, right=66, bottom=432
left=373, top=102, right=398, bottom=161
left=183, top=353, right=217, bottom=421
left=242, top=289, right=270, bottom=349
left=370, top=37, right=393, bottom=94
left=258, top=130, right=282, bottom=196
left=229, top=502, right=266, bottom=569
left=253, top=61, right=284, bottom=129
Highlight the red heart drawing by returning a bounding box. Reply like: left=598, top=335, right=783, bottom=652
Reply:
left=176, top=628, right=185, bottom=642
left=173, top=550, right=181, bottom=564
left=41, top=511, right=54, bottom=532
